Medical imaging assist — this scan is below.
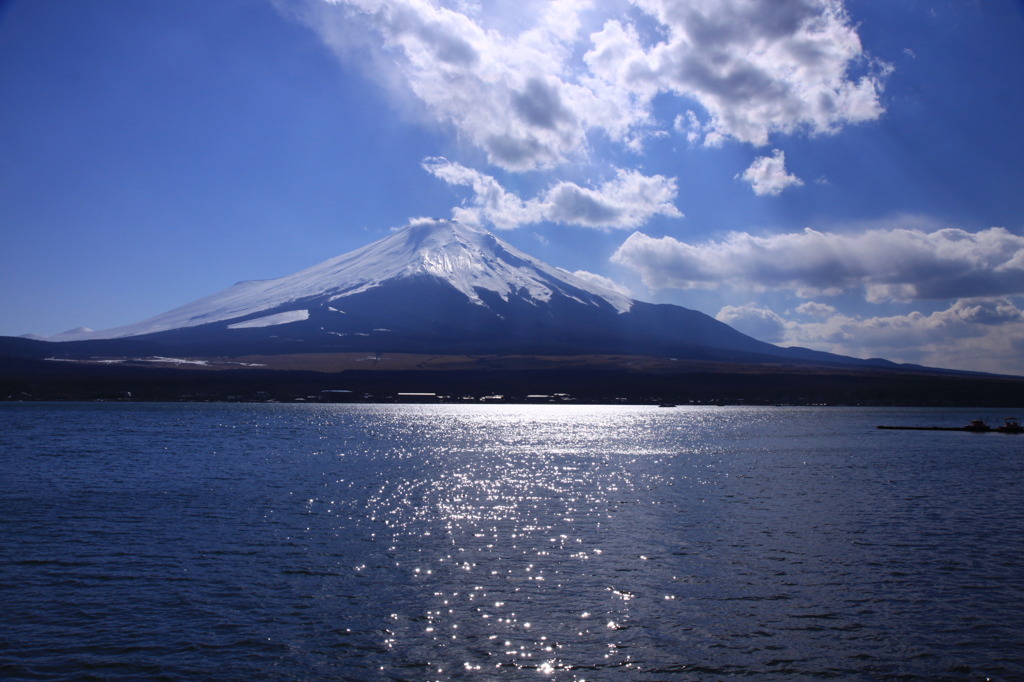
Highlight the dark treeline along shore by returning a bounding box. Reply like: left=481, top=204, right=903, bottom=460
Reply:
left=3, top=351, right=1023, bottom=406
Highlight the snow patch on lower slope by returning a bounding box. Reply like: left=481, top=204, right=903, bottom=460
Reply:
left=227, top=310, right=310, bottom=329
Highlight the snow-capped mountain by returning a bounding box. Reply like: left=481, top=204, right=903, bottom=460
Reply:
left=52, top=219, right=631, bottom=341
left=38, top=219, right=881, bottom=366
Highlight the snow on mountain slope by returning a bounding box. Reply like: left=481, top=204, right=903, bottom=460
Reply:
left=226, top=309, right=311, bottom=329
left=51, top=220, right=633, bottom=341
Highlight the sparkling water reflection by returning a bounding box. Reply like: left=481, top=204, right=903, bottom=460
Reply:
left=1, top=403, right=1023, bottom=679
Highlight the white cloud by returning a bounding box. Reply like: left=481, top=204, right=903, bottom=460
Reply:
left=423, top=157, right=681, bottom=229
left=612, top=226, right=1024, bottom=301
left=297, top=0, right=886, bottom=171
left=567, top=269, right=633, bottom=298
left=716, top=303, right=787, bottom=342
left=738, top=149, right=803, bottom=196
left=753, top=298, right=1024, bottom=375
left=795, top=301, right=836, bottom=318
left=591, top=0, right=887, bottom=146
left=421, top=157, right=541, bottom=228
left=673, top=111, right=702, bottom=145
left=709, top=298, right=1024, bottom=374
left=303, top=0, right=610, bottom=171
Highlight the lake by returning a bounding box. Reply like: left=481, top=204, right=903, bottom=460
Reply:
left=1, top=402, right=1022, bottom=680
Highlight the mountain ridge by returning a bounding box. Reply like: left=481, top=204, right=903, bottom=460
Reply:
left=8, top=219, right=924, bottom=372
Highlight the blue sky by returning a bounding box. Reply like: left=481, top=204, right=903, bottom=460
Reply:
left=2, top=0, right=1024, bottom=374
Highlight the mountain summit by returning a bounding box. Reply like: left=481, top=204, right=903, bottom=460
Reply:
left=41, top=219, right=879, bottom=366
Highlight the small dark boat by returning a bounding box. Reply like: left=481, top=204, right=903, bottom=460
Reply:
left=962, top=419, right=991, bottom=432
left=996, top=417, right=1023, bottom=434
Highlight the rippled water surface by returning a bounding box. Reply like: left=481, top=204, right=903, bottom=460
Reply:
left=2, top=402, right=1023, bottom=680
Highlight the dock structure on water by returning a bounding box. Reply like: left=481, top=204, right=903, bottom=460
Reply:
left=877, top=418, right=1022, bottom=434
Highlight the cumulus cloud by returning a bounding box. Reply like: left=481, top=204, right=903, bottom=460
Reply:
left=421, top=158, right=540, bottom=229
left=716, top=303, right=788, bottom=342
left=612, top=226, right=1024, bottom=301
left=301, top=0, right=612, bottom=171
left=297, top=0, right=886, bottom=171
left=794, top=301, right=836, bottom=318
left=736, top=298, right=1024, bottom=375
left=567, top=269, right=633, bottom=298
left=588, top=0, right=887, bottom=146
left=738, top=149, right=803, bottom=195
left=423, top=157, right=681, bottom=229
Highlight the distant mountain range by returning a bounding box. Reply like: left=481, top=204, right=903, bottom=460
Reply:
left=12, top=219, right=898, bottom=366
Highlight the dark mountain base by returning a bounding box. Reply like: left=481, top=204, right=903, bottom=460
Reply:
left=3, top=354, right=1023, bottom=406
